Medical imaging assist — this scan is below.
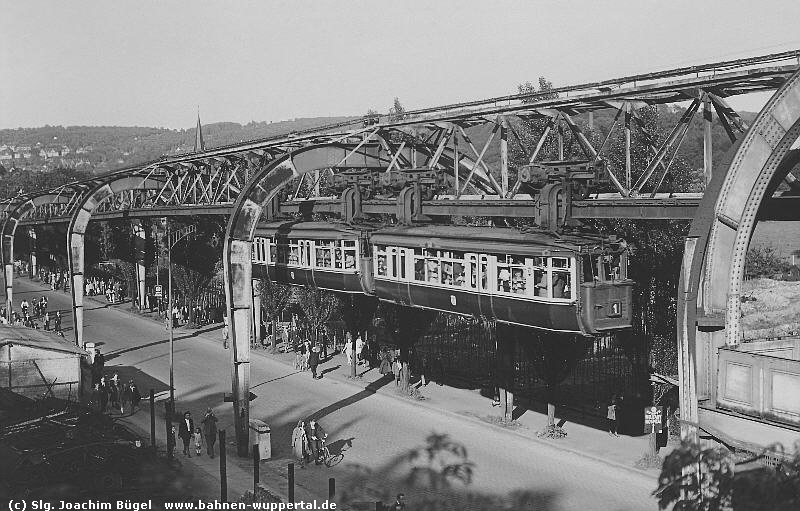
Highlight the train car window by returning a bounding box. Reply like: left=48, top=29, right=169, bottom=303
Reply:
left=442, top=261, right=454, bottom=285
left=453, top=262, right=465, bottom=287
left=269, top=241, right=276, bottom=264
left=414, top=256, right=425, bottom=281
left=533, top=256, right=546, bottom=268
left=427, top=258, right=440, bottom=283
left=496, top=255, right=510, bottom=292
left=389, top=247, right=398, bottom=278
left=333, top=247, right=342, bottom=269
left=534, top=269, right=548, bottom=297
left=552, top=271, right=570, bottom=299
left=551, top=257, right=569, bottom=269
left=480, top=257, right=489, bottom=290
left=342, top=240, right=357, bottom=270
left=582, top=255, right=597, bottom=283
left=399, top=249, right=407, bottom=279
left=602, top=254, right=621, bottom=281
left=467, top=255, right=478, bottom=289
left=376, top=246, right=387, bottom=276
left=316, top=240, right=334, bottom=268
left=289, top=243, right=300, bottom=265
left=511, top=267, right=526, bottom=294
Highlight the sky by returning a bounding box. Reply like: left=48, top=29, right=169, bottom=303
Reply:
left=2, top=0, right=800, bottom=130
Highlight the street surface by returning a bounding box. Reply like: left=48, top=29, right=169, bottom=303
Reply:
left=14, top=277, right=656, bottom=510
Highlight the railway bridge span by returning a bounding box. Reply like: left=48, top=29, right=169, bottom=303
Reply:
left=6, top=50, right=800, bottom=453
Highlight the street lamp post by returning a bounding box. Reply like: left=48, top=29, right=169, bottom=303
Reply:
left=165, top=219, right=196, bottom=413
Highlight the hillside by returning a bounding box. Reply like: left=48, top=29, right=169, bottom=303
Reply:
left=0, top=117, right=357, bottom=175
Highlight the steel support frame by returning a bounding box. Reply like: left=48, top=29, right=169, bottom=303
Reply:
left=677, top=67, right=800, bottom=447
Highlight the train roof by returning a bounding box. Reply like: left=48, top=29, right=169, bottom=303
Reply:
left=255, top=221, right=367, bottom=239
left=371, top=225, right=619, bottom=255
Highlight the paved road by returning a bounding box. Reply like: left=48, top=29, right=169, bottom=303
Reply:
left=15, top=278, right=656, bottom=510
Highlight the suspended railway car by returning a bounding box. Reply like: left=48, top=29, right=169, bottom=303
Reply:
left=253, top=222, right=633, bottom=335
left=371, top=226, right=633, bottom=334
left=253, top=222, right=372, bottom=293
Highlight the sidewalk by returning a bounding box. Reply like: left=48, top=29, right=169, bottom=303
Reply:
left=252, top=345, right=671, bottom=481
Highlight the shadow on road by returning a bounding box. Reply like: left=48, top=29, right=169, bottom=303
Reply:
left=104, top=324, right=224, bottom=361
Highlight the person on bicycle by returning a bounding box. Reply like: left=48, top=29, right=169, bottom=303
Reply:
left=305, top=419, right=327, bottom=465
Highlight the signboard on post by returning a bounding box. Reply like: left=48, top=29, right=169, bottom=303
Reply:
left=154, top=285, right=163, bottom=297
left=644, top=406, right=663, bottom=432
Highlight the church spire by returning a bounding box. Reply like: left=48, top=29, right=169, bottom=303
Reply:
left=194, top=106, right=205, bottom=152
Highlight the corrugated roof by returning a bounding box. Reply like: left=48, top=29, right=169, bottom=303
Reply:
left=0, top=325, right=88, bottom=356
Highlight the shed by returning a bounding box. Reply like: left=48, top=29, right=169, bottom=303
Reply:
left=0, top=325, right=88, bottom=400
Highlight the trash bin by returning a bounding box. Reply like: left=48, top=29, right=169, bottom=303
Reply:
left=248, top=419, right=271, bottom=460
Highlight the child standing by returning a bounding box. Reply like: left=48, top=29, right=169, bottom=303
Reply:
left=193, top=427, right=204, bottom=456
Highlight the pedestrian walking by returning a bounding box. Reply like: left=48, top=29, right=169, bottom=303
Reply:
left=43, top=312, right=50, bottom=331
left=394, top=357, right=402, bottom=386
left=355, top=334, right=364, bottom=365
left=178, top=410, right=195, bottom=457
left=607, top=395, right=618, bottom=437
left=121, top=383, right=132, bottom=415
left=193, top=427, right=204, bottom=456
left=129, top=379, right=141, bottom=412
left=344, top=333, right=354, bottom=366
left=291, top=420, right=310, bottom=465
left=54, top=311, right=62, bottom=336
left=109, top=379, right=120, bottom=413
left=99, top=376, right=109, bottom=413
left=201, top=408, right=218, bottom=458
left=309, top=345, right=320, bottom=379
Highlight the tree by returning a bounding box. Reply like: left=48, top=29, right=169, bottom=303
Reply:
left=260, top=279, right=293, bottom=353
left=655, top=440, right=800, bottom=510
left=377, top=303, right=437, bottom=392
left=389, top=97, right=406, bottom=122
left=523, top=332, right=590, bottom=433
left=296, top=286, right=341, bottom=347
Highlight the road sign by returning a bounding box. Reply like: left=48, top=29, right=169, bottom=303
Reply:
left=644, top=406, right=663, bottom=425
left=154, top=285, right=163, bottom=297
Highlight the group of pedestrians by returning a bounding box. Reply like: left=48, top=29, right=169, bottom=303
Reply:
left=85, top=276, right=126, bottom=303
left=171, top=408, right=219, bottom=459
left=91, top=373, right=142, bottom=415
left=290, top=418, right=327, bottom=466
left=36, top=265, right=70, bottom=292
left=0, top=296, right=63, bottom=335
left=294, top=339, right=323, bottom=379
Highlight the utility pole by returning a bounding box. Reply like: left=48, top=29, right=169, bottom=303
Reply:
left=165, top=218, right=196, bottom=413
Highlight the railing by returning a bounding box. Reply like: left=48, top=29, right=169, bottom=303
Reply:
left=717, top=347, right=800, bottom=425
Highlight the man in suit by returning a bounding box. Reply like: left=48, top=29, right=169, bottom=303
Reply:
left=305, top=419, right=327, bottom=464
left=178, top=411, right=195, bottom=457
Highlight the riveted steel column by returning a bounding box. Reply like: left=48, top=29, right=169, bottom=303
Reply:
left=133, top=220, right=147, bottom=310
left=252, top=279, right=262, bottom=345
left=227, top=238, right=252, bottom=456
left=500, top=116, right=508, bottom=198
left=3, top=232, right=14, bottom=315
left=703, top=95, right=713, bottom=186
left=68, top=222, right=86, bottom=347
left=28, top=228, right=37, bottom=279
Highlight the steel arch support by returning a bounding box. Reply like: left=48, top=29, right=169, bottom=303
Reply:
left=2, top=193, right=75, bottom=314
left=225, top=143, right=389, bottom=455
left=677, top=67, right=800, bottom=442
left=67, top=175, right=166, bottom=346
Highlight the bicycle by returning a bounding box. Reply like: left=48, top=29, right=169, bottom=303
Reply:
left=316, top=438, right=344, bottom=467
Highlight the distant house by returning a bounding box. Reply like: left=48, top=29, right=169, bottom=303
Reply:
left=0, top=149, right=12, bottom=161
left=792, top=250, right=800, bottom=267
